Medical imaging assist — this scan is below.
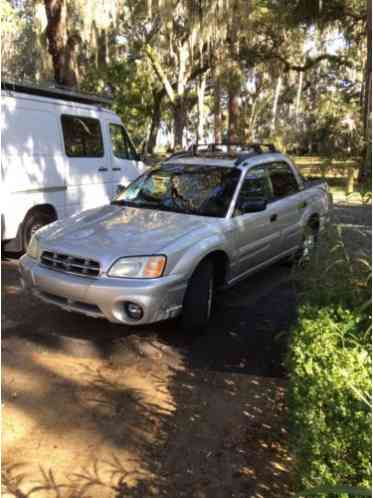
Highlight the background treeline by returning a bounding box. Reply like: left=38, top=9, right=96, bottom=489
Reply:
left=1, top=0, right=371, bottom=183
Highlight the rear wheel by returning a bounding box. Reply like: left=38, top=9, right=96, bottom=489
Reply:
left=282, top=221, right=319, bottom=267
left=22, top=211, right=56, bottom=252
left=181, top=260, right=214, bottom=334
left=295, top=222, right=318, bottom=266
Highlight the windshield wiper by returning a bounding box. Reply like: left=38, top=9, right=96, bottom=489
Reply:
left=111, top=199, right=162, bottom=209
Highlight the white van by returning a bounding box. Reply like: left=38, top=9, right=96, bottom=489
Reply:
left=1, top=81, right=145, bottom=252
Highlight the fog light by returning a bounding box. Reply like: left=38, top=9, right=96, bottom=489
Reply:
left=125, top=302, right=143, bottom=320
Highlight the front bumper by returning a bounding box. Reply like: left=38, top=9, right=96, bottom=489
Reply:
left=19, top=255, right=187, bottom=325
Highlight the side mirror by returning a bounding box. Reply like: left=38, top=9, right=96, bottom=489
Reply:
left=240, top=198, right=267, bottom=213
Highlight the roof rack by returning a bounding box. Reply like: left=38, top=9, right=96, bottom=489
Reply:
left=2, top=80, right=113, bottom=107
left=166, top=143, right=278, bottom=164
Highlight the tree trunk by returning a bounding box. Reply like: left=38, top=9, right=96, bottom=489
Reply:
left=44, top=0, right=79, bottom=87
left=227, top=0, right=241, bottom=146
left=271, top=76, right=282, bottom=133
left=196, top=74, right=207, bottom=144
left=44, top=0, right=66, bottom=84
left=228, top=88, right=240, bottom=144
left=295, top=71, right=304, bottom=123
left=359, top=0, right=372, bottom=184
left=248, top=99, right=257, bottom=141
left=214, top=79, right=222, bottom=143
left=63, top=34, right=80, bottom=87
left=147, top=89, right=164, bottom=154
left=97, top=28, right=108, bottom=70
left=251, top=106, right=258, bottom=142
left=173, top=98, right=186, bottom=150
left=34, top=3, right=54, bottom=80
left=363, top=0, right=372, bottom=139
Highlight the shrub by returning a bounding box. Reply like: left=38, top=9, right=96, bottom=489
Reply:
left=288, top=224, right=372, bottom=495
left=288, top=305, right=371, bottom=491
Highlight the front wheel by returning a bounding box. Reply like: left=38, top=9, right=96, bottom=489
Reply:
left=22, top=211, right=55, bottom=252
left=181, top=260, right=214, bottom=334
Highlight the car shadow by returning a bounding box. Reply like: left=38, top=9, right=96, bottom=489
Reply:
left=3, top=251, right=294, bottom=378
left=156, top=268, right=296, bottom=378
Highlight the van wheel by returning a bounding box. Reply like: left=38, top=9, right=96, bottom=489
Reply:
left=182, top=260, right=214, bottom=334
left=22, top=211, right=55, bottom=252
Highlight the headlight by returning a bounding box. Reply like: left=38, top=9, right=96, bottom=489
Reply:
left=108, top=255, right=166, bottom=279
left=27, top=234, right=40, bottom=260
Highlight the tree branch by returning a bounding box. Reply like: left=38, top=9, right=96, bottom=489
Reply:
left=188, top=62, right=210, bottom=84
left=144, top=45, right=176, bottom=103
left=273, top=53, right=351, bottom=72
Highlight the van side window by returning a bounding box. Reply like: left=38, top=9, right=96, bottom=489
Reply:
left=61, top=115, right=104, bottom=157
left=110, top=124, right=138, bottom=160
left=268, top=162, right=299, bottom=199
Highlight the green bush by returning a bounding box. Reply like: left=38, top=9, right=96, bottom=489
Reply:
left=288, top=226, right=372, bottom=495
left=288, top=305, right=371, bottom=491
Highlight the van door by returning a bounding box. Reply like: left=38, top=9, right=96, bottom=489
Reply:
left=106, top=121, right=143, bottom=197
left=60, top=113, right=112, bottom=217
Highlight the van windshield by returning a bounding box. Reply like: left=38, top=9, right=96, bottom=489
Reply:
left=112, top=164, right=241, bottom=217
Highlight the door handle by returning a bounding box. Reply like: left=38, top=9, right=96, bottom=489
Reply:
left=112, top=167, right=121, bottom=171
left=98, top=167, right=108, bottom=172
left=270, top=214, right=278, bottom=222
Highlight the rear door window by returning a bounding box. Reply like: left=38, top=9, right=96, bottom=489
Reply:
left=268, top=162, right=299, bottom=199
left=61, top=115, right=104, bottom=157
left=109, top=124, right=137, bottom=160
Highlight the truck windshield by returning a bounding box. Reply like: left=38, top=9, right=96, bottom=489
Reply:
left=112, top=164, right=241, bottom=217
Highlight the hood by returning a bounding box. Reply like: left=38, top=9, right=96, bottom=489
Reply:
left=38, top=204, right=211, bottom=266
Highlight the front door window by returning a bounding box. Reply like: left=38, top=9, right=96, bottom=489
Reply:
left=109, top=124, right=137, bottom=160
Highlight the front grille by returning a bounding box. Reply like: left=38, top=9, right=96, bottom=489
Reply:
left=41, top=251, right=100, bottom=278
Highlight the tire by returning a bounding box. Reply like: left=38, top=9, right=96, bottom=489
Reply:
left=295, top=223, right=318, bottom=266
left=282, top=222, right=318, bottom=267
left=22, top=211, right=55, bottom=252
left=182, top=260, right=214, bottom=334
